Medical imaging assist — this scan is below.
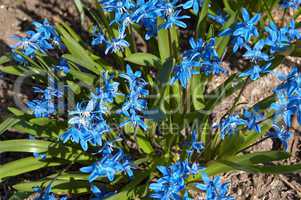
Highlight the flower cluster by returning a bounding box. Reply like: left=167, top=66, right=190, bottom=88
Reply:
left=150, top=160, right=233, bottom=200
left=196, top=172, right=234, bottom=200
left=219, top=115, right=246, bottom=140
left=217, top=67, right=301, bottom=150
left=60, top=73, right=119, bottom=151
left=27, top=80, right=63, bottom=118
left=55, top=58, right=70, bottom=74
left=220, top=8, right=261, bottom=53
left=119, top=65, right=149, bottom=130
left=11, top=19, right=62, bottom=63
left=93, top=0, right=191, bottom=54
left=221, top=8, right=300, bottom=82
left=33, top=184, right=67, bottom=200
left=80, top=149, right=133, bottom=182
left=149, top=161, right=197, bottom=199
left=171, top=37, right=225, bottom=88
left=268, top=67, right=301, bottom=149
left=280, top=0, right=301, bottom=9
left=265, top=20, right=301, bottom=54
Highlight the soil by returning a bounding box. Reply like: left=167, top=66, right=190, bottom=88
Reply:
left=0, top=0, right=301, bottom=199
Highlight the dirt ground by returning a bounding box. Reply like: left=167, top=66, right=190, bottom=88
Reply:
left=0, top=0, right=301, bottom=199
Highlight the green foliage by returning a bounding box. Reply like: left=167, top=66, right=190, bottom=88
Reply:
left=0, top=0, right=301, bottom=199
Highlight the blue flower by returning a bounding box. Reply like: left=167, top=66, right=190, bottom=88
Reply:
left=33, top=184, right=56, bottom=200
left=265, top=22, right=290, bottom=54
left=187, top=130, right=204, bottom=156
left=275, top=67, right=300, bottom=95
left=271, top=91, right=294, bottom=127
left=119, top=65, right=149, bottom=130
left=170, top=60, right=201, bottom=88
left=239, top=63, right=271, bottom=80
left=10, top=19, right=61, bottom=63
left=201, top=60, right=226, bottom=76
left=268, top=124, right=292, bottom=151
left=99, top=0, right=135, bottom=13
left=196, top=172, right=234, bottom=200
left=183, top=37, right=204, bottom=61
left=27, top=83, right=62, bottom=118
left=208, top=11, right=227, bottom=25
left=80, top=149, right=133, bottom=182
left=219, top=8, right=260, bottom=53
left=90, top=185, right=116, bottom=200
left=55, top=59, right=70, bottom=73
left=91, top=27, right=106, bottom=46
left=32, top=19, right=62, bottom=49
left=10, top=32, right=41, bottom=63
left=287, top=20, right=301, bottom=41
left=60, top=73, right=117, bottom=151
left=61, top=98, right=110, bottom=151
left=242, top=109, right=264, bottom=133
left=27, top=99, right=56, bottom=118
left=243, top=40, right=270, bottom=62
left=98, top=72, right=120, bottom=103
left=200, top=38, right=226, bottom=76
left=149, top=161, right=193, bottom=200
left=233, top=8, right=260, bottom=41
left=280, top=0, right=301, bottom=9
left=219, top=115, right=246, bottom=140
left=177, top=37, right=225, bottom=85
left=105, top=33, right=129, bottom=54
left=183, top=0, right=203, bottom=14
left=159, top=10, right=190, bottom=29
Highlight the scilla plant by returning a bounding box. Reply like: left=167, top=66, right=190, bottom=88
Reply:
left=1, top=0, right=301, bottom=199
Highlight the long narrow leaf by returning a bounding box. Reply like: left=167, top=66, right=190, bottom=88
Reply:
left=0, top=118, right=20, bottom=136
left=0, top=157, right=63, bottom=181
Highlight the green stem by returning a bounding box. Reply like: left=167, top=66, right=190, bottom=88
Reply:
left=221, top=78, right=250, bottom=120
left=262, top=0, right=276, bottom=23
left=239, top=136, right=270, bottom=153
left=167, top=28, right=173, bottom=58
left=282, top=8, right=288, bottom=26
left=129, top=24, right=137, bottom=53
left=39, top=152, right=84, bottom=194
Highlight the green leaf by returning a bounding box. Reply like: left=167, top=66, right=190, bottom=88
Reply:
left=0, top=139, right=90, bottom=161
left=8, top=107, right=25, bottom=116
left=67, top=80, right=81, bottom=95
left=74, top=0, right=85, bottom=26
left=0, top=55, right=10, bottom=65
left=157, top=18, right=171, bottom=61
left=216, top=11, right=237, bottom=57
left=188, top=151, right=290, bottom=182
left=191, top=74, right=206, bottom=110
left=206, top=151, right=290, bottom=176
left=8, top=192, right=31, bottom=200
left=0, top=157, right=63, bottom=181
left=0, top=66, right=24, bottom=76
left=61, top=50, right=99, bottom=74
left=106, top=173, right=149, bottom=200
left=125, top=53, right=161, bottom=67
left=0, top=117, right=20, bottom=136
left=137, top=129, right=154, bottom=154
left=46, top=172, right=89, bottom=181
left=196, top=0, right=211, bottom=37
left=218, top=160, right=301, bottom=174
left=68, top=66, right=96, bottom=86
left=0, top=139, right=50, bottom=153
left=218, top=120, right=273, bottom=158
left=13, top=179, right=90, bottom=194
left=158, top=58, right=174, bottom=85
